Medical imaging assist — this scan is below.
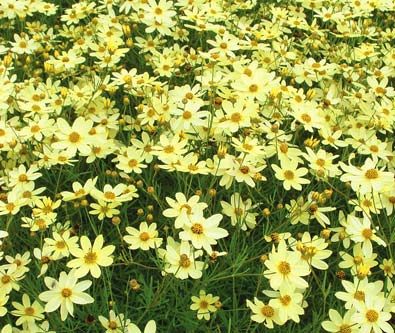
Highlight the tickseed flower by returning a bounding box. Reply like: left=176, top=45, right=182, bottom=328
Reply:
left=158, top=237, right=205, bottom=280
left=179, top=213, right=228, bottom=253
left=190, top=290, right=220, bottom=320
left=98, top=310, right=131, bottom=333
left=352, top=294, right=394, bottom=333
left=163, top=192, right=207, bottom=229
left=246, top=297, right=282, bottom=328
left=322, top=309, right=358, bottom=333
left=39, top=270, right=94, bottom=321
left=339, top=158, right=394, bottom=195
left=267, top=285, right=305, bottom=324
left=52, top=117, right=94, bottom=156
left=345, top=214, right=386, bottom=257
left=124, top=222, right=163, bottom=251
left=11, top=293, right=45, bottom=329
left=67, top=235, right=115, bottom=278
left=263, top=240, right=310, bottom=290
left=271, top=159, right=310, bottom=191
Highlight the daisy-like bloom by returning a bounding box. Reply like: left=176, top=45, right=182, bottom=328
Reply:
left=271, top=159, right=310, bottom=191
left=152, top=134, right=188, bottom=164
left=39, top=270, right=94, bottom=321
left=338, top=243, right=378, bottom=277
left=291, top=232, right=332, bottom=270
left=67, top=235, right=115, bottom=278
left=128, top=320, right=157, bottom=333
left=380, top=259, right=395, bottom=278
left=11, top=293, right=45, bottom=329
left=52, top=117, right=94, bottom=156
left=32, top=196, right=61, bottom=220
left=322, top=309, right=358, bottom=333
left=345, top=214, right=386, bottom=257
left=226, top=157, right=267, bottom=188
left=263, top=240, right=310, bottom=291
left=98, top=310, right=131, bottom=333
left=33, top=246, right=54, bottom=278
left=246, top=297, right=282, bottom=328
left=3, top=252, right=31, bottom=275
left=89, top=200, right=122, bottom=221
left=90, top=183, right=138, bottom=203
left=124, top=222, right=163, bottom=251
left=7, top=164, right=42, bottom=191
left=306, top=198, right=336, bottom=228
left=158, top=237, right=205, bottom=280
left=44, top=230, right=79, bottom=260
left=179, top=214, right=228, bottom=253
left=190, top=290, right=220, bottom=320
left=286, top=196, right=310, bottom=225
left=0, top=264, right=25, bottom=294
left=60, top=177, right=97, bottom=201
left=352, top=293, right=394, bottom=333
left=220, top=192, right=258, bottom=231
left=335, top=278, right=383, bottom=310
left=302, top=147, right=341, bottom=178
left=267, top=285, right=305, bottom=323
left=339, top=158, right=394, bottom=195
left=162, top=192, right=207, bottom=229
left=114, top=147, right=147, bottom=174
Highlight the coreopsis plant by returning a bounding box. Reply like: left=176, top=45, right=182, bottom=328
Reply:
left=38, top=270, right=94, bottom=321
left=67, top=235, right=115, bottom=278
left=1, top=0, right=395, bottom=331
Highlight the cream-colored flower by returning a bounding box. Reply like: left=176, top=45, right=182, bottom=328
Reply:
left=67, top=235, right=115, bottom=278
left=39, top=270, right=94, bottom=321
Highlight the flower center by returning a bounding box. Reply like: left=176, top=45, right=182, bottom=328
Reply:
left=279, top=295, right=291, bottom=306
left=24, top=307, right=35, bottom=316
left=108, top=321, right=118, bottom=329
left=163, top=145, right=175, bottom=154
left=183, top=111, right=192, bottom=119
left=68, top=131, right=80, bottom=143
left=354, top=290, right=365, bottom=301
left=84, top=251, right=97, bottom=264
left=260, top=305, right=274, bottom=317
left=139, top=232, right=150, bottom=241
left=339, top=324, right=351, bottom=333
left=231, top=112, right=242, bottom=123
left=200, top=300, right=209, bottom=309
left=56, top=241, right=66, bottom=249
left=61, top=288, right=72, bottom=298
left=191, top=223, right=204, bottom=234
left=128, top=159, right=138, bottom=167
left=278, top=261, right=291, bottom=275
left=239, top=165, right=249, bottom=174
left=18, top=174, right=28, bottom=182
left=1, top=275, right=11, bottom=284
left=362, top=228, right=372, bottom=239
left=179, top=254, right=191, bottom=268
left=249, top=84, right=258, bottom=93
left=284, top=170, right=294, bottom=180
left=364, top=169, right=378, bottom=179
left=301, top=113, right=311, bottom=123
left=365, top=309, right=379, bottom=322
left=104, top=191, right=116, bottom=200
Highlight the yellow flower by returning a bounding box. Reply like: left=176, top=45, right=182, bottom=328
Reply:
left=190, top=290, right=219, bottom=320
left=39, top=270, right=94, bottom=321
left=67, top=235, right=115, bottom=278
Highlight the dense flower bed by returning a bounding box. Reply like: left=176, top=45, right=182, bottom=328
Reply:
left=0, top=0, right=395, bottom=332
